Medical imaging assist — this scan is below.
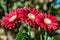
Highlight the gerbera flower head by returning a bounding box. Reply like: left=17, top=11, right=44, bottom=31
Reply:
left=1, top=9, right=21, bottom=29
left=20, top=8, right=40, bottom=27
left=35, top=13, right=58, bottom=32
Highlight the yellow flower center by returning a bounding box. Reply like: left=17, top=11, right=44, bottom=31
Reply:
left=44, top=18, right=52, bottom=24
left=9, top=15, right=17, bottom=22
left=28, top=13, right=35, bottom=20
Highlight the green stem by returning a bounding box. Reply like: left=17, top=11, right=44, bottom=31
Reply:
left=27, top=24, right=31, bottom=36
left=27, top=24, right=31, bottom=40
left=44, top=31, right=47, bottom=40
left=40, top=34, right=42, bottom=40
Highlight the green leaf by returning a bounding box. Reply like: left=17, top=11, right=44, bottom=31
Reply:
left=15, top=24, right=32, bottom=40
left=53, top=36, right=60, bottom=40
left=15, top=29, right=26, bottom=40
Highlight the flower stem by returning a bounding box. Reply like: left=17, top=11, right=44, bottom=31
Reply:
left=27, top=24, right=31, bottom=40
left=40, top=34, right=42, bottom=40
left=44, top=30, right=47, bottom=40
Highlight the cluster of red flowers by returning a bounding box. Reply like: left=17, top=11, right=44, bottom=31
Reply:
left=1, top=8, right=58, bottom=32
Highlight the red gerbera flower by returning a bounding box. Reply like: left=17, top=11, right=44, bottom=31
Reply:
left=35, top=13, right=58, bottom=32
left=19, top=8, right=40, bottom=27
left=1, top=9, right=21, bottom=29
